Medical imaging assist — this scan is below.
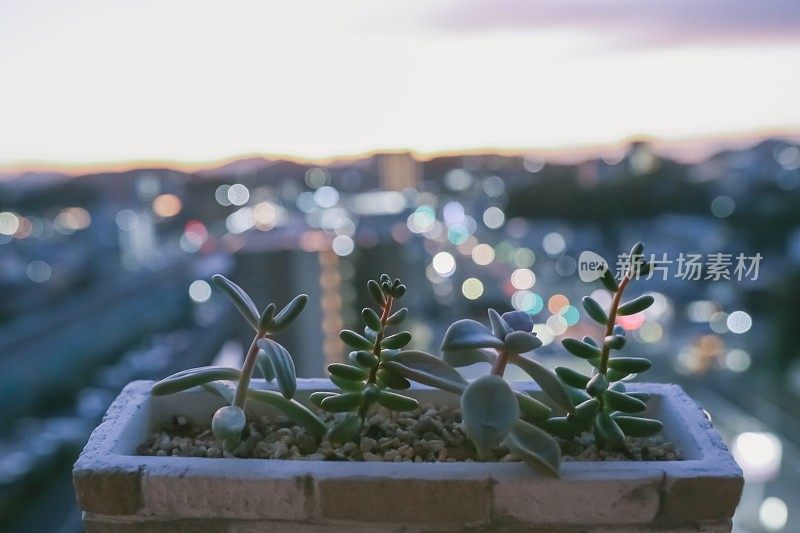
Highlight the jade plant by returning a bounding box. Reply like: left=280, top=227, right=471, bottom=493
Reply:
left=309, top=275, right=427, bottom=443
left=151, top=274, right=325, bottom=450
left=550, top=242, right=662, bottom=451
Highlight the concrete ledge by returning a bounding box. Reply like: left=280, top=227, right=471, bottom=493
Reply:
left=74, top=379, right=743, bottom=531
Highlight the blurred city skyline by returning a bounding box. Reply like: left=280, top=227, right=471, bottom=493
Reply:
left=2, top=0, right=799, bottom=172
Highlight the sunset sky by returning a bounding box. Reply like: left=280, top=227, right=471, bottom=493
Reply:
left=1, top=0, right=799, bottom=170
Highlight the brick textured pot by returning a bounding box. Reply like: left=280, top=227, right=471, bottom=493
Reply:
left=74, top=379, right=742, bottom=532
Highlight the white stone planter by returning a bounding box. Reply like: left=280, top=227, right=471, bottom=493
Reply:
left=74, top=379, right=742, bottom=532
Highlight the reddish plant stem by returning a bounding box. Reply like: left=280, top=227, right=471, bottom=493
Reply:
left=233, top=329, right=267, bottom=409
left=368, top=295, right=394, bottom=384
left=490, top=349, right=509, bottom=377
left=599, top=272, right=632, bottom=375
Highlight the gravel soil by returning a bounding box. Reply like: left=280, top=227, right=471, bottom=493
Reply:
left=138, top=403, right=682, bottom=462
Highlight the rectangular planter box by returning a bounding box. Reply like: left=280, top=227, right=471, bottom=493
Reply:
left=74, top=379, right=742, bottom=532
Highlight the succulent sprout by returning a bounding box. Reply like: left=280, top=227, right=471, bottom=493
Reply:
left=551, top=242, right=663, bottom=451
left=151, top=274, right=323, bottom=450
left=317, top=274, right=421, bottom=443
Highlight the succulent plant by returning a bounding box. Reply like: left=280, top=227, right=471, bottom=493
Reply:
left=550, top=242, right=662, bottom=451
left=312, top=274, right=424, bottom=443
left=150, top=274, right=324, bottom=450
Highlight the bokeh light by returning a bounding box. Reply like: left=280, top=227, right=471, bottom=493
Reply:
left=461, top=278, right=484, bottom=300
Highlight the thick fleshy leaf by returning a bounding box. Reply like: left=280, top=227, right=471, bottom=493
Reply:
left=212, top=275, right=259, bottom=330
left=604, top=389, right=646, bottom=413
left=502, top=311, right=534, bottom=333
left=271, top=294, right=309, bottom=332
left=504, top=420, right=560, bottom=477
left=618, top=295, right=654, bottom=316
left=566, top=386, right=591, bottom=405
left=309, top=391, right=337, bottom=408
left=441, top=319, right=504, bottom=352
left=607, top=369, right=631, bottom=382
left=256, top=349, right=275, bottom=381
left=259, top=303, right=276, bottom=332
left=340, top=330, right=374, bottom=350
left=383, top=350, right=468, bottom=394
left=377, top=390, right=419, bottom=411
left=247, top=389, right=326, bottom=440
left=608, top=357, right=652, bottom=373
left=201, top=381, right=235, bottom=403
left=320, top=392, right=362, bottom=412
left=380, top=331, right=412, bottom=349
left=582, top=296, right=608, bottom=325
left=328, top=363, right=368, bottom=381
left=569, top=398, right=600, bottom=422
left=488, top=308, right=512, bottom=339
left=595, top=411, right=627, bottom=449
left=387, top=307, right=408, bottom=326
left=327, top=415, right=362, bottom=443
left=442, top=347, right=496, bottom=367
left=151, top=366, right=242, bottom=396
left=376, top=367, right=411, bottom=390
left=361, top=308, right=382, bottom=331
left=605, top=335, right=626, bottom=350
left=329, top=373, right=366, bottom=392
left=504, top=331, right=543, bottom=355
left=600, top=269, right=618, bottom=292
left=627, top=392, right=650, bottom=403
left=510, top=355, right=574, bottom=413
left=586, top=373, right=609, bottom=397
left=212, top=405, right=246, bottom=449
left=562, top=338, right=602, bottom=359
left=367, top=280, right=385, bottom=306
left=541, top=416, right=583, bottom=439
left=460, top=375, right=519, bottom=457
left=354, top=350, right=380, bottom=368
left=554, top=367, right=590, bottom=389
left=257, top=339, right=296, bottom=399
left=613, top=415, right=663, bottom=437
left=515, top=391, right=552, bottom=422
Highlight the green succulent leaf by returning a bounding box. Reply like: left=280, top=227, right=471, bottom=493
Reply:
left=256, top=349, right=276, bottom=382
left=595, top=411, right=627, bottom=449
left=441, top=319, right=505, bottom=352
left=510, top=355, right=574, bottom=413
left=328, top=363, right=369, bottom=381
left=381, top=331, right=412, bottom=349
left=502, top=311, right=534, bottom=333
left=610, top=381, right=626, bottom=393
left=627, top=392, right=650, bottom=403
left=555, top=366, right=591, bottom=389
left=257, top=338, right=296, bottom=399
left=541, top=416, right=583, bottom=439
left=604, top=389, right=647, bottom=413
left=608, top=357, right=652, bottom=373
left=212, top=275, right=259, bottom=330
left=600, top=268, right=619, bottom=292
left=562, top=338, right=602, bottom=359
left=259, top=303, right=276, bottom=332
left=630, top=242, right=645, bottom=259
left=488, top=308, right=512, bottom=339
left=618, top=295, right=654, bottom=316
left=460, top=375, right=519, bottom=457
left=383, top=350, right=468, bottom=394
left=613, top=415, right=663, bottom=437
left=354, top=350, right=380, bottom=368
left=327, top=415, right=362, bottom=444
left=387, top=307, right=408, bottom=326
left=329, top=373, right=366, bottom=392
left=309, top=391, right=337, bottom=408
left=212, top=405, right=246, bottom=450
left=503, top=331, right=543, bottom=355
left=271, top=294, right=309, bottom=332
left=376, top=367, right=411, bottom=390
left=361, top=308, right=382, bottom=331
left=442, top=348, right=496, bottom=367
left=201, top=381, right=235, bottom=403
left=247, top=389, right=326, bottom=440
left=340, top=329, right=374, bottom=350
left=515, top=391, right=552, bottom=422
left=582, top=296, right=608, bottom=325
left=569, top=398, right=600, bottom=422
left=367, top=280, right=385, bottom=306
left=504, top=420, right=560, bottom=478
left=566, top=386, right=592, bottom=405
left=605, top=335, right=626, bottom=350
left=606, top=369, right=631, bottom=382
left=377, top=390, right=419, bottom=411
left=151, top=366, right=242, bottom=396
left=586, top=373, right=609, bottom=397
left=320, top=392, right=363, bottom=413
left=583, top=336, right=599, bottom=347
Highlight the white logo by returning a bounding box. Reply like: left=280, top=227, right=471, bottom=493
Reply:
left=578, top=251, right=609, bottom=282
